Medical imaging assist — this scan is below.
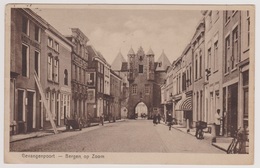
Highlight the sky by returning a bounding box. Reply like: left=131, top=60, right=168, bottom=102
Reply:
left=33, top=6, right=202, bottom=64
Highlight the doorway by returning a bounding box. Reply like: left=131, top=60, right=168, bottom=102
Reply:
left=227, top=83, right=238, bottom=137
left=27, top=91, right=35, bottom=132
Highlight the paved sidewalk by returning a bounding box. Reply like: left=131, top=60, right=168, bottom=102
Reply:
left=10, top=119, right=125, bottom=143
left=171, top=124, right=229, bottom=152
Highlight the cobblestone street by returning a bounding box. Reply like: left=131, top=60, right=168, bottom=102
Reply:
left=10, top=120, right=224, bottom=153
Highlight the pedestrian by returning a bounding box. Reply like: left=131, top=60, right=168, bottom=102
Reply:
left=158, top=113, right=161, bottom=124
left=167, top=113, right=173, bottom=130
left=100, top=113, right=104, bottom=126
left=153, top=114, right=157, bottom=126
left=214, top=109, right=222, bottom=136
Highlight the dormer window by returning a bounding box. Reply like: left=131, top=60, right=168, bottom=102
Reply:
left=158, top=62, right=162, bottom=67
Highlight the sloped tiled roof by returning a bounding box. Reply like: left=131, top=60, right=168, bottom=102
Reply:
left=156, top=50, right=171, bottom=71
left=128, top=47, right=135, bottom=55
left=121, top=62, right=128, bottom=72
left=147, top=48, right=154, bottom=55
left=111, top=52, right=127, bottom=71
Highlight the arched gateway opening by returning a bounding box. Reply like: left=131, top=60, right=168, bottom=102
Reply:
left=135, top=102, right=148, bottom=119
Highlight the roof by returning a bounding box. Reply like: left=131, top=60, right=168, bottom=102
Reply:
left=155, top=50, right=171, bottom=71
left=128, top=47, right=135, bottom=55
left=111, top=51, right=127, bottom=71
left=121, top=62, right=128, bottom=72
left=147, top=48, right=154, bottom=55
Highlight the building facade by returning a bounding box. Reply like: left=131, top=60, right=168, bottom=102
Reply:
left=66, top=28, right=89, bottom=120
left=111, top=52, right=129, bottom=118
left=43, top=25, right=74, bottom=129
left=222, top=10, right=241, bottom=137
left=127, top=47, right=170, bottom=119
left=110, top=70, right=123, bottom=120
left=203, top=10, right=224, bottom=134
left=10, top=8, right=48, bottom=134
left=191, top=18, right=206, bottom=125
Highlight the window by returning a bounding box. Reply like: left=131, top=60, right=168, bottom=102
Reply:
left=48, top=56, right=53, bottom=80
left=22, top=16, right=29, bottom=35
left=55, top=42, right=59, bottom=52
left=225, top=11, right=230, bottom=23
left=34, top=51, right=40, bottom=77
left=52, top=92, right=56, bottom=119
left=48, top=37, right=53, bottom=48
left=182, top=72, right=186, bottom=91
left=224, top=35, right=230, bottom=73
left=207, top=47, right=211, bottom=69
left=145, top=84, right=150, bottom=94
left=139, top=65, right=143, bottom=73
left=232, top=27, right=239, bottom=69
left=97, top=62, right=100, bottom=73
left=214, top=41, right=218, bottom=71
left=190, top=66, right=192, bottom=84
left=97, top=77, right=100, bottom=92
left=158, top=62, right=162, bottom=67
left=195, top=55, right=198, bottom=79
left=132, top=84, right=137, bottom=94
left=35, top=25, right=40, bottom=42
left=79, top=67, right=81, bottom=82
left=54, top=59, right=59, bottom=82
left=22, top=44, right=29, bottom=77
left=64, top=69, right=68, bottom=85
left=247, top=11, right=250, bottom=47
left=243, top=71, right=249, bottom=128
left=199, top=51, right=202, bottom=77
left=100, top=78, right=103, bottom=93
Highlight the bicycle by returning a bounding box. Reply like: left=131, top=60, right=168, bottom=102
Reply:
left=227, top=127, right=246, bottom=154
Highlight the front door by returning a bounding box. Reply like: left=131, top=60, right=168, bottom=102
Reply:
left=27, top=91, right=34, bottom=132
left=17, top=90, right=24, bottom=133
left=227, top=84, right=238, bottom=137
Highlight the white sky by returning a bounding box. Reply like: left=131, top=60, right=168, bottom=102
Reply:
left=33, top=7, right=202, bottom=64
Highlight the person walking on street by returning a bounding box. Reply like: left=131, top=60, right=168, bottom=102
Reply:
left=215, top=109, right=222, bottom=136
left=158, top=113, right=161, bottom=124
left=153, top=114, right=158, bottom=126
left=167, top=113, right=173, bottom=130
left=100, top=113, right=104, bottom=126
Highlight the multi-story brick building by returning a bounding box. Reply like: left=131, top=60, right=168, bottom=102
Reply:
left=222, top=10, right=241, bottom=137
left=10, top=8, right=48, bottom=134
left=66, top=28, right=89, bottom=120
left=203, top=10, right=224, bottom=134
left=175, top=44, right=193, bottom=127
left=86, top=45, right=109, bottom=120
left=110, top=70, right=122, bottom=120
left=239, top=10, right=250, bottom=131
left=111, top=52, right=129, bottom=119
left=10, top=8, right=74, bottom=133
left=43, top=25, right=74, bottom=129
left=191, top=18, right=206, bottom=125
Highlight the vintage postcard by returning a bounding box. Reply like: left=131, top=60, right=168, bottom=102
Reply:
left=4, top=4, right=255, bottom=164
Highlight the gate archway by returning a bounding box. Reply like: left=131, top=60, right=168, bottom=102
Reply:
left=135, top=102, right=148, bottom=119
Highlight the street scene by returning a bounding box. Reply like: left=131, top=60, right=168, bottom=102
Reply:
left=7, top=5, right=252, bottom=155
left=10, top=120, right=223, bottom=153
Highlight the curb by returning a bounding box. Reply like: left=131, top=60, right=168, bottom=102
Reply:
left=10, top=120, right=125, bottom=143
left=212, top=143, right=228, bottom=152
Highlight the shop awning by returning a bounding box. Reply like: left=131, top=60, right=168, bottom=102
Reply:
left=175, top=97, right=192, bottom=111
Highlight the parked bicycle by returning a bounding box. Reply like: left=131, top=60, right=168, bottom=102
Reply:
left=227, top=127, right=247, bottom=154
left=195, top=121, right=207, bottom=139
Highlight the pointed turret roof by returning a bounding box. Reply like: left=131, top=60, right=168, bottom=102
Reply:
left=128, top=47, right=135, bottom=55
left=147, top=48, right=154, bottom=55
left=156, top=50, right=171, bottom=71
left=111, top=51, right=127, bottom=71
